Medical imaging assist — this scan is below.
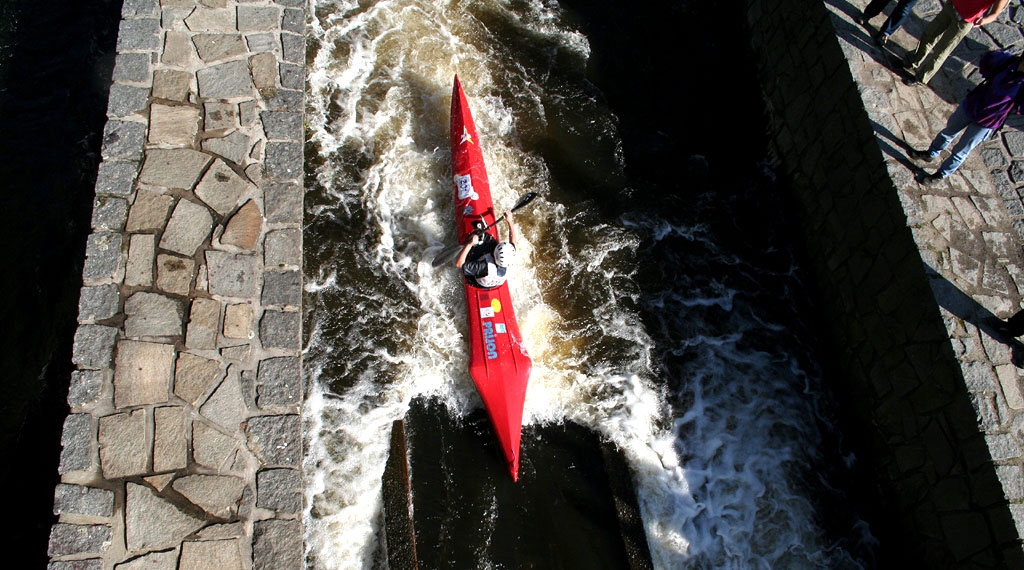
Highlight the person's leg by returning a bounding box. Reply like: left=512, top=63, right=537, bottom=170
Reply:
left=879, top=0, right=919, bottom=37
left=934, top=119, right=993, bottom=178
left=916, top=16, right=972, bottom=85
left=923, top=103, right=972, bottom=159
left=905, top=1, right=956, bottom=70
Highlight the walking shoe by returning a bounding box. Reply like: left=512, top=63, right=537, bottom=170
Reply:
left=915, top=171, right=943, bottom=186
left=903, top=75, right=920, bottom=86
left=857, top=14, right=870, bottom=27
left=874, top=33, right=889, bottom=47
left=908, top=149, right=934, bottom=162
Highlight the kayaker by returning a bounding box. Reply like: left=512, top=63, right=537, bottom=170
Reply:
left=455, top=210, right=518, bottom=289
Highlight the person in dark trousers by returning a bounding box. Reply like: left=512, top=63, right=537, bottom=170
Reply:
left=910, top=49, right=1024, bottom=185
left=859, top=0, right=920, bottom=47
left=455, top=210, right=518, bottom=289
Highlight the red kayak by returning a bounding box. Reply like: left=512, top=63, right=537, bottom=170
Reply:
left=449, top=75, right=533, bottom=482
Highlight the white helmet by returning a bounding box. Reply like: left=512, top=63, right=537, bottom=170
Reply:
left=494, top=242, right=516, bottom=267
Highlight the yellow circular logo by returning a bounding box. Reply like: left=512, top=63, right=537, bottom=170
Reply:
left=491, top=298, right=502, bottom=313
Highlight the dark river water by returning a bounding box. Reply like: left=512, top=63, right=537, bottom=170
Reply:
left=4, top=0, right=891, bottom=568
left=0, top=0, right=122, bottom=566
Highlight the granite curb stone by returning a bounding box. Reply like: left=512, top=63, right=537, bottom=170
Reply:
left=52, top=484, right=115, bottom=518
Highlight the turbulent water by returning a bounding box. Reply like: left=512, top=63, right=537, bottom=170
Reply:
left=302, top=1, right=876, bottom=569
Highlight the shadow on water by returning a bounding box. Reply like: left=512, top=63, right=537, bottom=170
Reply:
left=0, top=0, right=121, bottom=564
left=405, top=397, right=637, bottom=570
left=559, top=0, right=879, bottom=566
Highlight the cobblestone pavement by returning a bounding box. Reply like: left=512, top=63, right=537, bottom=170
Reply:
left=48, top=1, right=306, bottom=569
left=830, top=0, right=1024, bottom=539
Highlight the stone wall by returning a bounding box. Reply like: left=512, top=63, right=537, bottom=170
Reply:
left=747, top=0, right=1024, bottom=567
left=48, top=1, right=306, bottom=569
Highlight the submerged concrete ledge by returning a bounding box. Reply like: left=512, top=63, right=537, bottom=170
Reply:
left=48, top=1, right=306, bottom=569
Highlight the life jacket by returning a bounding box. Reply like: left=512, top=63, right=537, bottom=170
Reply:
left=473, top=253, right=508, bottom=288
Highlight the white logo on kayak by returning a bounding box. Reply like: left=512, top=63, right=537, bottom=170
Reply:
left=483, top=321, right=498, bottom=360
left=480, top=307, right=494, bottom=319
left=455, top=174, right=478, bottom=201
left=461, top=126, right=473, bottom=145
left=496, top=323, right=506, bottom=333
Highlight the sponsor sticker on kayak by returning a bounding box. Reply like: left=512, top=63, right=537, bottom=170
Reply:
left=455, top=174, right=478, bottom=201
left=479, top=299, right=502, bottom=320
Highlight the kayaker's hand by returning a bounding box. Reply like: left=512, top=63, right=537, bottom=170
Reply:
left=455, top=234, right=480, bottom=268
left=505, top=211, right=519, bottom=247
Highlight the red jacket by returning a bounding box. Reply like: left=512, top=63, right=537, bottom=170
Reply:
left=955, top=0, right=1001, bottom=22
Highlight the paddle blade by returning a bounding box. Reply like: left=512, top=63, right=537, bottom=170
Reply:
left=510, top=191, right=538, bottom=212
left=431, top=243, right=465, bottom=267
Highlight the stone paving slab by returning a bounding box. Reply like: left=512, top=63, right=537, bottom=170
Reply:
left=49, top=1, right=306, bottom=569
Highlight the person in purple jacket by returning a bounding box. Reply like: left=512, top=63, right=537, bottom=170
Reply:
left=911, top=49, right=1024, bottom=186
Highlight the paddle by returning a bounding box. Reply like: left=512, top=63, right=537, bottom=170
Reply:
left=431, top=192, right=539, bottom=267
